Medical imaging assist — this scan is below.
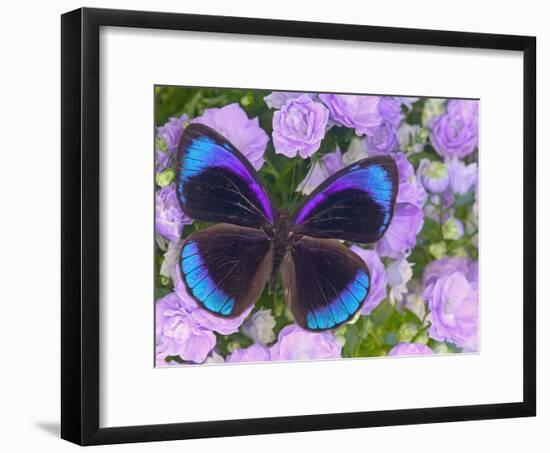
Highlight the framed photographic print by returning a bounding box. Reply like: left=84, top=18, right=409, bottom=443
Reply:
left=61, top=7, right=536, bottom=446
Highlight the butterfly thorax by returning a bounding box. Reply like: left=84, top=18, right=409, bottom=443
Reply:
left=266, top=210, right=296, bottom=290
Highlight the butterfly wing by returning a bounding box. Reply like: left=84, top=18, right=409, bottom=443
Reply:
left=292, top=156, right=398, bottom=243
left=178, top=223, right=273, bottom=317
left=176, top=123, right=274, bottom=229
left=281, top=235, right=370, bottom=331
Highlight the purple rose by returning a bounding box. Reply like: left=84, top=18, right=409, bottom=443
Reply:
left=448, top=157, right=478, bottom=195
left=156, top=292, right=216, bottom=364
left=155, top=147, right=171, bottom=174
left=467, top=260, right=479, bottom=288
left=378, top=96, right=404, bottom=127
left=388, top=342, right=434, bottom=356
left=424, top=272, right=479, bottom=349
left=447, top=99, right=479, bottom=121
left=297, top=146, right=343, bottom=195
left=227, top=343, right=271, bottom=363
left=264, top=91, right=316, bottom=109
left=393, top=153, right=427, bottom=207
left=319, top=94, right=382, bottom=136
left=270, top=324, right=342, bottom=361
left=377, top=205, right=424, bottom=259
left=365, top=120, right=399, bottom=155
left=376, top=153, right=426, bottom=258
left=272, top=95, right=329, bottom=158
left=350, top=246, right=387, bottom=315
left=173, top=267, right=253, bottom=335
left=418, top=159, right=450, bottom=193
left=423, top=256, right=477, bottom=287
left=158, top=114, right=188, bottom=152
left=155, top=184, right=192, bottom=242
left=430, top=100, right=478, bottom=159
left=193, top=103, right=268, bottom=170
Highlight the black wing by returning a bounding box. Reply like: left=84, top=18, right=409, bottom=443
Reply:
left=281, top=235, right=370, bottom=331
left=176, top=123, right=274, bottom=229
left=291, top=156, right=398, bottom=243
left=178, top=224, right=272, bottom=318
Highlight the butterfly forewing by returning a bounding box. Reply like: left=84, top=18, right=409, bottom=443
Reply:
left=292, top=156, right=398, bottom=243
left=178, top=224, right=273, bottom=318
left=176, top=123, right=274, bottom=229
left=282, top=236, right=370, bottom=331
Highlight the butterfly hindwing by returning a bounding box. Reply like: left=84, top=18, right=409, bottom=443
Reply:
left=281, top=235, right=370, bottom=331
left=178, top=223, right=273, bottom=317
left=292, top=156, right=398, bottom=243
left=176, top=123, right=274, bottom=229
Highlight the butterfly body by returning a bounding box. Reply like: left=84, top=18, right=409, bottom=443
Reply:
left=265, top=210, right=295, bottom=290
left=176, top=123, right=398, bottom=331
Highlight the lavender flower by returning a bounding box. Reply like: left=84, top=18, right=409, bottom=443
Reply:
left=227, top=343, right=271, bottom=363
left=365, top=120, right=399, bottom=155
left=319, top=94, right=382, bottom=136
left=174, top=270, right=253, bottom=335
left=193, top=103, right=268, bottom=170
left=272, top=95, right=329, bottom=158
left=264, top=91, right=315, bottom=109
left=467, top=260, right=479, bottom=288
left=430, top=100, right=478, bottom=159
left=156, top=114, right=189, bottom=174
left=386, top=256, right=413, bottom=304
left=297, top=146, right=343, bottom=195
left=270, top=324, right=342, bottom=361
left=158, top=114, right=188, bottom=152
left=378, top=96, right=404, bottom=126
left=155, top=147, right=171, bottom=174
left=448, top=158, right=478, bottom=195
left=241, top=308, right=276, bottom=345
left=350, top=246, right=387, bottom=315
left=155, top=183, right=192, bottom=242
left=424, top=272, right=479, bottom=349
left=388, top=342, right=434, bottom=356
left=377, top=153, right=426, bottom=258
left=156, top=292, right=216, bottom=364
left=423, top=256, right=477, bottom=287
left=447, top=99, right=479, bottom=121
left=418, top=159, right=450, bottom=193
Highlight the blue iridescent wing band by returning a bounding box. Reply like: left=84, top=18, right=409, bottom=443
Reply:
left=292, top=156, right=398, bottom=243
left=176, top=123, right=274, bottom=229
left=179, top=224, right=273, bottom=317
left=282, top=235, right=370, bottom=331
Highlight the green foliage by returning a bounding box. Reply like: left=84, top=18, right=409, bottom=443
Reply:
left=341, top=300, right=427, bottom=358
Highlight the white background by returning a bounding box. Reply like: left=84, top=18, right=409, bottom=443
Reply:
left=101, top=27, right=523, bottom=427
left=0, top=0, right=547, bottom=451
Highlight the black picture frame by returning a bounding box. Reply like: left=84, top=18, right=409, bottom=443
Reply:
left=61, top=7, right=537, bottom=446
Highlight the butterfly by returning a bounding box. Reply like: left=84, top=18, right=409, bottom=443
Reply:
left=175, top=123, right=398, bottom=331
